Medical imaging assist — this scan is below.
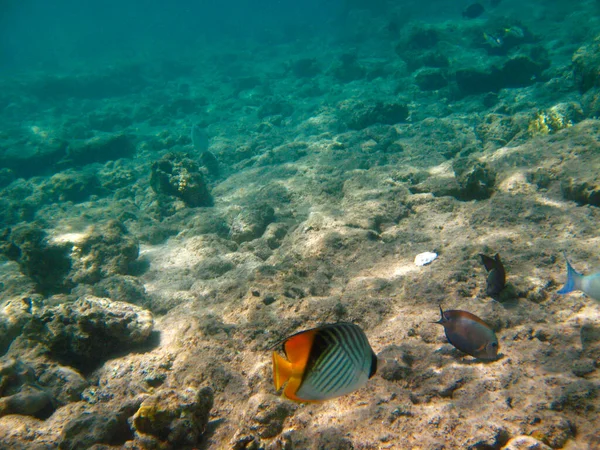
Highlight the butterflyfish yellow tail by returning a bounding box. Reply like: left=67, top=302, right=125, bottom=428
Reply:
left=272, top=329, right=317, bottom=397
left=272, top=351, right=293, bottom=391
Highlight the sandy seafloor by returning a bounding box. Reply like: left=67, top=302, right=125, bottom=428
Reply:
left=1, top=0, right=600, bottom=449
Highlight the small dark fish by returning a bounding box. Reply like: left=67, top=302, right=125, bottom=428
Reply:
left=479, top=253, right=506, bottom=297
left=462, top=2, right=485, bottom=19
left=385, top=20, right=400, bottom=36
left=272, top=323, right=377, bottom=402
left=490, top=0, right=502, bottom=6
left=434, top=307, right=499, bottom=360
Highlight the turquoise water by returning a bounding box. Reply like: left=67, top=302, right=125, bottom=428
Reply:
left=1, top=0, right=599, bottom=448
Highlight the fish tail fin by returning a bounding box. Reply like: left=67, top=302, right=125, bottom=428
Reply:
left=479, top=253, right=498, bottom=272
left=272, top=352, right=293, bottom=391
left=557, top=255, right=583, bottom=295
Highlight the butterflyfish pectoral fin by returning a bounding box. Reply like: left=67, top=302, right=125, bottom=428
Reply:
left=272, top=352, right=293, bottom=391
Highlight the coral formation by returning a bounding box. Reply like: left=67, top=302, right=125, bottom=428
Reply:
left=455, top=55, right=550, bottom=98
left=338, top=100, right=409, bottom=130
left=573, top=36, right=600, bottom=93
left=131, top=387, right=214, bottom=447
left=1, top=225, right=72, bottom=294
left=561, top=178, right=600, bottom=207
left=453, top=158, right=497, bottom=201
left=68, top=220, right=140, bottom=285
left=13, top=296, right=153, bottom=371
left=150, top=152, right=213, bottom=207
left=528, top=103, right=583, bottom=136
left=65, top=133, right=135, bottom=166
left=228, top=203, right=275, bottom=244
left=414, top=68, right=448, bottom=91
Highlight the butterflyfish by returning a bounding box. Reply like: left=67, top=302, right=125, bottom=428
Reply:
left=557, top=254, right=600, bottom=301
left=272, top=323, right=377, bottom=402
left=434, top=307, right=499, bottom=360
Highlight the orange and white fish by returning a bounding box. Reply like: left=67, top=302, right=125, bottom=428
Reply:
left=272, top=323, right=377, bottom=402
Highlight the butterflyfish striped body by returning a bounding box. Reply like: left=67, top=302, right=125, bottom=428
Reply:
left=272, top=323, right=377, bottom=402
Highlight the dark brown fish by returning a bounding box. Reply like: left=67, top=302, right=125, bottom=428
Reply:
left=462, top=2, right=485, bottom=19
left=479, top=253, right=506, bottom=297
left=434, top=307, right=499, bottom=360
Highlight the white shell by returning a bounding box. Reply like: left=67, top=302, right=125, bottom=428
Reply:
left=414, top=252, right=438, bottom=267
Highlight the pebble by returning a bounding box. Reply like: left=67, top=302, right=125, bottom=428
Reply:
left=414, top=252, right=438, bottom=266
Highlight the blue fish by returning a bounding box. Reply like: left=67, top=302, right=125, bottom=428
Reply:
left=557, top=254, right=600, bottom=301
left=191, top=124, right=209, bottom=152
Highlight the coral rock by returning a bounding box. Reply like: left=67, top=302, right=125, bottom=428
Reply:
left=229, top=204, right=275, bottom=244
left=66, top=133, right=135, bottom=166
left=339, top=100, right=409, bottom=130
left=59, top=399, right=141, bottom=450
left=560, top=177, right=600, bottom=207
left=453, top=158, right=497, bottom=201
left=502, top=435, right=552, bottom=450
left=45, top=171, right=102, bottom=203
left=242, top=394, right=296, bottom=439
left=0, top=386, right=53, bottom=418
left=0, top=297, right=35, bottom=354
left=1, top=225, right=72, bottom=295
left=415, top=68, right=448, bottom=91
left=131, top=386, right=214, bottom=447
left=150, top=152, right=213, bottom=207
left=19, top=296, right=153, bottom=371
left=68, top=220, right=139, bottom=285
left=573, top=36, right=600, bottom=93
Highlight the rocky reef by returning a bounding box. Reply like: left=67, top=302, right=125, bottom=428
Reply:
left=1, top=0, right=600, bottom=448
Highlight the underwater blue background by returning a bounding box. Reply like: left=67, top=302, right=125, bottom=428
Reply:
left=1, top=0, right=348, bottom=68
